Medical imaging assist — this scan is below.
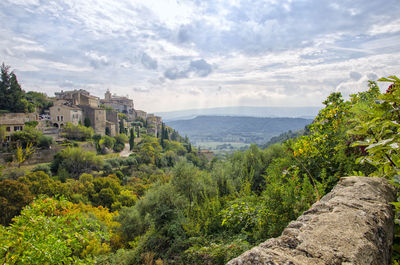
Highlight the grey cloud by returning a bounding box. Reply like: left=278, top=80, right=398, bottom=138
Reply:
left=59, top=80, right=75, bottom=88
left=349, top=71, right=362, bottom=81
left=85, top=51, right=109, bottom=69
left=164, top=67, right=189, bottom=80
left=367, top=73, right=379, bottom=80
left=141, top=53, right=158, bottom=70
left=164, top=59, right=213, bottom=80
left=132, top=87, right=149, bottom=93
left=189, top=59, right=212, bottom=77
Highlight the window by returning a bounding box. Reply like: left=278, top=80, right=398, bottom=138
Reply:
left=61, top=116, right=64, bottom=121
left=6, top=127, right=10, bottom=132
left=14, top=126, right=22, bottom=131
left=57, top=116, right=60, bottom=121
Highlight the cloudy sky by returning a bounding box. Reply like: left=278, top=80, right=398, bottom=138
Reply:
left=1, top=0, right=400, bottom=112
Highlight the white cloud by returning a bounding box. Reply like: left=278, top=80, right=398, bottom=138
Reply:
left=0, top=0, right=399, bottom=112
left=368, top=19, right=400, bottom=35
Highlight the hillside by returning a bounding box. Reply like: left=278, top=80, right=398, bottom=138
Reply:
left=157, top=106, right=320, bottom=121
left=166, top=115, right=313, bottom=146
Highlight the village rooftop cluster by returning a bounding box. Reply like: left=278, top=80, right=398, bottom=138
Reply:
left=0, top=89, right=162, bottom=142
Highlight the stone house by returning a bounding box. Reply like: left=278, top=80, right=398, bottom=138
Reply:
left=146, top=114, right=162, bottom=137
left=49, top=101, right=83, bottom=128
left=0, top=112, right=38, bottom=142
left=79, top=105, right=107, bottom=135
left=55, top=89, right=99, bottom=108
left=100, top=90, right=135, bottom=119
left=134, top=110, right=147, bottom=120
left=53, top=89, right=119, bottom=136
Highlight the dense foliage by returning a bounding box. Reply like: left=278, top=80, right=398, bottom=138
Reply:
left=1, top=76, right=400, bottom=264
left=0, top=64, right=51, bottom=113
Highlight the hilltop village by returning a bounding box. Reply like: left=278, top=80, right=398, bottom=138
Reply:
left=0, top=89, right=162, bottom=143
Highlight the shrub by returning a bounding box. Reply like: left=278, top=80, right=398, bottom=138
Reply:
left=62, top=122, right=94, bottom=141
left=32, top=163, right=51, bottom=176
left=37, top=135, right=53, bottom=149
left=0, top=197, right=111, bottom=264
left=113, top=134, right=128, bottom=152
left=51, top=147, right=103, bottom=179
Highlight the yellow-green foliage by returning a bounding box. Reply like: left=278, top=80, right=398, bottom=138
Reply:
left=0, top=197, right=113, bottom=264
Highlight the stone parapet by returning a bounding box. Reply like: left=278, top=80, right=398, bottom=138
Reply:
left=227, top=176, right=397, bottom=265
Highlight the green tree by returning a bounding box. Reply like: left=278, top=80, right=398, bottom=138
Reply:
left=37, top=135, right=53, bottom=149
left=25, top=91, right=53, bottom=114
left=84, top=117, right=91, bottom=127
left=11, top=125, right=42, bottom=147
left=62, top=122, right=94, bottom=141
left=113, top=134, right=128, bottom=152
left=0, top=63, right=34, bottom=113
left=51, top=147, right=104, bottom=179
left=129, top=127, right=135, bottom=150
left=105, top=126, right=111, bottom=136
left=0, top=179, right=33, bottom=226
left=0, top=197, right=111, bottom=264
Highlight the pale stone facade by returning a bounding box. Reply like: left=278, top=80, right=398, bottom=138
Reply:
left=0, top=112, right=38, bottom=141
left=100, top=90, right=134, bottom=118
left=55, top=89, right=99, bottom=108
left=134, top=110, right=147, bottom=120
left=80, top=105, right=107, bottom=135
left=49, top=101, right=83, bottom=128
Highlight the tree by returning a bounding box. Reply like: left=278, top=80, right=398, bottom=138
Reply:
left=105, top=126, right=111, bottom=136
left=84, top=117, right=91, bottom=127
left=0, top=179, right=33, bottom=226
left=113, top=134, right=128, bottom=152
left=37, top=135, right=53, bottom=149
left=119, top=119, right=126, bottom=134
left=129, top=127, right=135, bottom=150
left=0, top=63, right=34, bottom=113
left=0, top=197, right=111, bottom=264
left=15, top=142, right=35, bottom=168
left=25, top=91, right=53, bottom=114
left=51, top=147, right=103, bottom=179
left=0, top=126, right=6, bottom=146
left=11, top=126, right=42, bottom=147
left=160, top=123, right=165, bottom=147
left=62, top=122, right=93, bottom=141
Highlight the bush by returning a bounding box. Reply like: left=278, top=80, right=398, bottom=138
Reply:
left=0, top=197, right=111, bottom=264
left=113, top=134, right=128, bottom=152
left=1, top=168, right=25, bottom=180
left=37, top=135, right=53, bottom=149
left=10, top=126, right=42, bottom=147
left=101, top=135, right=116, bottom=149
left=32, top=164, right=52, bottom=176
left=62, top=122, right=94, bottom=141
left=51, top=147, right=103, bottom=179
left=0, top=179, right=33, bottom=226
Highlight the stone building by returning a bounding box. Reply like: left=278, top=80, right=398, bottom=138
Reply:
left=0, top=112, right=38, bottom=142
left=134, top=110, right=147, bottom=120
left=49, top=101, right=83, bottom=128
left=53, top=89, right=119, bottom=136
left=55, top=89, right=99, bottom=107
left=100, top=90, right=134, bottom=119
left=105, top=109, right=119, bottom=136
left=79, top=105, right=107, bottom=135
left=146, top=114, right=162, bottom=137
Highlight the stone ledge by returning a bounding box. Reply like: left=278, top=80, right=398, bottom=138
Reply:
left=226, top=176, right=397, bottom=265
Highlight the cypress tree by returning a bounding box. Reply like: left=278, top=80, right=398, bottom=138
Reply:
left=129, top=127, right=135, bottom=150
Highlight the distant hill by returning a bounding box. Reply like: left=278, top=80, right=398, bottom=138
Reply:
left=166, top=115, right=313, bottom=146
left=157, top=106, right=321, bottom=121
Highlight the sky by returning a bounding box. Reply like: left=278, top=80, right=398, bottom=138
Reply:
left=1, top=0, right=400, bottom=112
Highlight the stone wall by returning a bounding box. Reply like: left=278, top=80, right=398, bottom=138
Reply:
left=226, top=176, right=397, bottom=265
